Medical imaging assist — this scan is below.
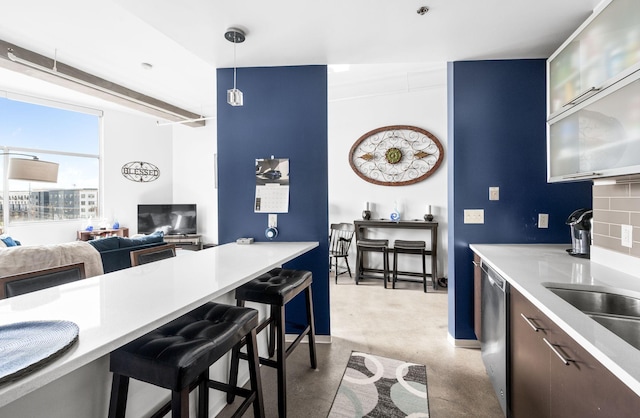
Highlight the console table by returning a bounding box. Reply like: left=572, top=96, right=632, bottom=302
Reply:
left=354, top=220, right=438, bottom=288
left=163, top=233, right=203, bottom=250
left=77, top=227, right=129, bottom=241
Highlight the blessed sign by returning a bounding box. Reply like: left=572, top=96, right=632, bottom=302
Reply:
left=121, top=161, right=160, bottom=182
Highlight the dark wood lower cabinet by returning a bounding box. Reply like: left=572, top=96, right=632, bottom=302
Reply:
left=510, top=288, right=640, bottom=417
left=510, top=289, right=550, bottom=418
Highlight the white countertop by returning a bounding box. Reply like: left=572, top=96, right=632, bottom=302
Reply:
left=470, top=243, right=640, bottom=396
left=0, top=241, right=318, bottom=408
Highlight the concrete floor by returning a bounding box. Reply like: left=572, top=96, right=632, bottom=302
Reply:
left=220, top=274, right=503, bottom=418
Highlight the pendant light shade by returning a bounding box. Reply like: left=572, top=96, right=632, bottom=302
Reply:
left=8, top=157, right=59, bottom=183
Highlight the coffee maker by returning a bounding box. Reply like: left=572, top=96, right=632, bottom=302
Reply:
left=566, top=208, right=593, bottom=258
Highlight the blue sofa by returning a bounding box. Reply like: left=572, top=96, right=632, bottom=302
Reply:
left=87, top=231, right=166, bottom=273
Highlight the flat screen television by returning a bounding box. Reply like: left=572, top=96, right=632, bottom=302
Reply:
left=137, top=204, right=197, bottom=235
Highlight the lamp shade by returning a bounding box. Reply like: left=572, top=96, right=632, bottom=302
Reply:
left=8, top=158, right=59, bottom=183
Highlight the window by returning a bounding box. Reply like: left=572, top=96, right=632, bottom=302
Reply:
left=0, top=95, right=101, bottom=230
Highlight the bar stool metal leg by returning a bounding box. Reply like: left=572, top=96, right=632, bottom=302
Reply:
left=306, top=285, right=318, bottom=369
left=108, top=374, right=129, bottom=418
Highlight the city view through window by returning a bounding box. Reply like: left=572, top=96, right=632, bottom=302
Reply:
left=0, top=96, right=100, bottom=231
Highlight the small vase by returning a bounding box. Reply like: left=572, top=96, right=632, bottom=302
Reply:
left=362, top=210, right=371, bottom=220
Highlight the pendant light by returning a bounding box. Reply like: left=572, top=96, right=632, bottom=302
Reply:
left=224, top=28, right=246, bottom=106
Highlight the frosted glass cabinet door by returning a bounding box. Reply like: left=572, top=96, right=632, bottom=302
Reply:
left=548, top=76, right=640, bottom=181
left=549, top=0, right=640, bottom=116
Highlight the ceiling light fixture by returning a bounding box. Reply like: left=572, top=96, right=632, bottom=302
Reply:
left=2, top=42, right=204, bottom=127
left=156, top=115, right=215, bottom=126
left=417, top=6, right=429, bottom=15
left=1, top=153, right=59, bottom=183
left=224, top=28, right=246, bottom=107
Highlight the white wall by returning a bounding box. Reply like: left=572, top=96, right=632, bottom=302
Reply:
left=102, top=110, right=174, bottom=235
left=171, top=121, right=218, bottom=245
left=328, top=63, right=449, bottom=277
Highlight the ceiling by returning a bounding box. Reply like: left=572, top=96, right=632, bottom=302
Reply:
left=0, top=0, right=603, bottom=119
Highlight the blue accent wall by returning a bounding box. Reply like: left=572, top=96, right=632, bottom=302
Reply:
left=217, top=65, right=330, bottom=335
left=447, top=60, right=593, bottom=340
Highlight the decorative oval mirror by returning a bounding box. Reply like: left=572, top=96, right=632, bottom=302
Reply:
left=349, top=125, right=444, bottom=186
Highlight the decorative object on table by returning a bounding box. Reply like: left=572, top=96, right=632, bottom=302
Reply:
left=328, top=351, right=429, bottom=417
left=424, top=204, right=434, bottom=222
left=349, top=125, right=444, bottom=186
left=121, top=161, right=160, bottom=183
left=0, top=320, right=79, bottom=384
left=362, top=201, right=372, bottom=220
left=390, top=201, right=401, bottom=222
left=112, top=219, right=120, bottom=230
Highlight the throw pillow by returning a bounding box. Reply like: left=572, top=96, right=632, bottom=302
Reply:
left=87, top=236, right=120, bottom=251
left=118, top=231, right=164, bottom=248
left=0, top=236, right=18, bottom=247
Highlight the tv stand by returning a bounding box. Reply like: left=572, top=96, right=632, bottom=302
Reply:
left=163, top=234, right=203, bottom=250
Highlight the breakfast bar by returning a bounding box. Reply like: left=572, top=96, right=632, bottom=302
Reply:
left=0, top=241, right=318, bottom=417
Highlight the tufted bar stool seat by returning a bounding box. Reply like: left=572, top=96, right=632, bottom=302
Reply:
left=108, top=302, right=264, bottom=418
left=228, top=268, right=317, bottom=418
left=356, top=238, right=390, bottom=287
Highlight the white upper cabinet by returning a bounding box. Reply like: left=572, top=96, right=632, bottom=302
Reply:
left=547, top=0, right=640, bottom=182
left=548, top=0, right=640, bottom=119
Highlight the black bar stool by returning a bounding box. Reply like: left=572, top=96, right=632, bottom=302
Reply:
left=228, top=268, right=317, bottom=418
left=108, top=302, right=264, bottom=418
left=355, top=239, right=390, bottom=287
left=392, top=239, right=428, bottom=292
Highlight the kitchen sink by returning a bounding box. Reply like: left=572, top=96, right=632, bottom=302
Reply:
left=545, top=285, right=640, bottom=350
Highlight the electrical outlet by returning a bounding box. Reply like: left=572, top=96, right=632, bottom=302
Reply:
left=538, top=213, right=549, bottom=229
left=622, top=224, right=633, bottom=248
left=268, top=214, right=278, bottom=228
left=489, top=187, right=499, bottom=201
left=464, top=209, right=484, bottom=224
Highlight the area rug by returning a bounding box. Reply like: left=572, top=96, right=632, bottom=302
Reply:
left=328, top=351, right=430, bottom=417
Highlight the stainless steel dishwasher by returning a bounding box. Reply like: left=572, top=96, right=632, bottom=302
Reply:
left=480, top=260, right=509, bottom=416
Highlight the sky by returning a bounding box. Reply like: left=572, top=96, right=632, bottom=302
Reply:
left=0, top=97, right=100, bottom=189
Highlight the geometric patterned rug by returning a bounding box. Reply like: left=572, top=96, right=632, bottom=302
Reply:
left=327, top=351, right=430, bottom=417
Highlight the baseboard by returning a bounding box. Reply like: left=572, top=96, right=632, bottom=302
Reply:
left=447, top=333, right=480, bottom=348
left=285, top=334, right=332, bottom=344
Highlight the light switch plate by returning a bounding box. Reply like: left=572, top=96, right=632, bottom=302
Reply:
left=489, top=187, right=499, bottom=201
left=538, top=213, right=549, bottom=229
left=464, top=209, right=484, bottom=224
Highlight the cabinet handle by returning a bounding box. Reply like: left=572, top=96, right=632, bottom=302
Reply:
left=543, top=337, right=573, bottom=366
left=561, top=172, right=603, bottom=180
left=520, top=313, right=543, bottom=332
left=562, top=86, right=601, bottom=107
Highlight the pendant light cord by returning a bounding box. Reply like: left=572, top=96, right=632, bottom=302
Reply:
left=233, top=36, right=238, bottom=90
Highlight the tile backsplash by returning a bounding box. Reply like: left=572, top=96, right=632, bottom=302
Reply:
left=592, top=182, right=640, bottom=258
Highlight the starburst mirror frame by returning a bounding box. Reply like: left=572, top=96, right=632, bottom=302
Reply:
left=349, top=125, right=444, bottom=186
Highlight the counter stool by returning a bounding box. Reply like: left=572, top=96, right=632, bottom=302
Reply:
left=228, top=268, right=317, bottom=418
left=356, top=239, right=390, bottom=288
left=108, top=302, right=264, bottom=418
left=392, top=240, right=428, bottom=293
